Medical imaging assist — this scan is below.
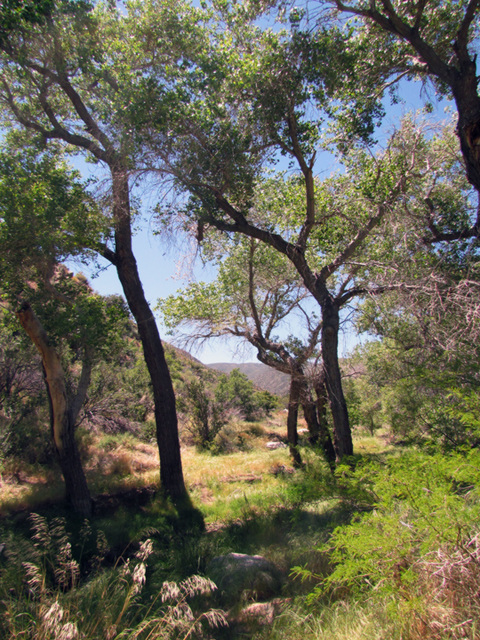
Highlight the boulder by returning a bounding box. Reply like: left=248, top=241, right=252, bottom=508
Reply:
left=206, top=553, right=283, bottom=604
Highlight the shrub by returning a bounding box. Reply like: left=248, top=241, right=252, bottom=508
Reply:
left=297, top=450, right=480, bottom=639
left=183, top=379, right=228, bottom=450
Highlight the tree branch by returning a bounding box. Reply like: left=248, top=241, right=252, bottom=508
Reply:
left=320, top=204, right=386, bottom=281
left=455, top=0, right=480, bottom=62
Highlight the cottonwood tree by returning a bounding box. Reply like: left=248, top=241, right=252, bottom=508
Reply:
left=131, top=15, right=356, bottom=460
left=158, top=226, right=336, bottom=466
left=0, top=0, right=208, bottom=503
left=354, top=117, right=479, bottom=345
left=311, top=0, right=480, bottom=240
left=0, top=139, right=128, bottom=516
left=348, top=120, right=480, bottom=447
left=138, top=9, right=441, bottom=460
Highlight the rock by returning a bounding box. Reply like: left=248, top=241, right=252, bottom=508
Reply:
left=266, top=441, right=287, bottom=450
left=206, top=553, right=283, bottom=604
left=234, top=598, right=291, bottom=626
left=236, top=601, right=276, bottom=625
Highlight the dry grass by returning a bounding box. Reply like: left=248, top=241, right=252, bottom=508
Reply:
left=406, top=534, right=480, bottom=640
left=268, top=599, right=400, bottom=640
left=0, top=474, right=65, bottom=516
left=86, top=437, right=159, bottom=489
left=0, top=412, right=294, bottom=516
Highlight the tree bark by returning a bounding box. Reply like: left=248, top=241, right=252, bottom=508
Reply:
left=302, top=399, right=320, bottom=443
left=301, top=377, right=336, bottom=469
left=320, top=295, right=353, bottom=461
left=110, top=169, right=188, bottom=504
left=452, top=82, right=480, bottom=209
left=287, top=375, right=303, bottom=467
left=16, top=302, right=92, bottom=517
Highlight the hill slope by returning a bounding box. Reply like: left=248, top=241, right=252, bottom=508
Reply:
left=208, top=362, right=290, bottom=396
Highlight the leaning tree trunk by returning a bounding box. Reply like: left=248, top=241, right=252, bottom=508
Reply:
left=110, top=169, right=188, bottom=504
left=320, top=296, right=353, bottom=461
left=287, top=375, right=303, bottom=467
left=16, top=303, right=92, bottom=517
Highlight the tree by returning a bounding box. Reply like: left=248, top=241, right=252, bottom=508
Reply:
left=0, top=138, right=122, bottom=515
left=344, top=117, right=480, bottom=448
left=0, top=308, right=47, bottom=471
left=315, top=0, right=480, bottom=241
left=144, top=11, right=445, bottom=459
left=0, top=0, right=200, bottom=503
left=159, top=231, right=335, bottom=465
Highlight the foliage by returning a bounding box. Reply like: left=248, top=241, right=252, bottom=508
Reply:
left=0, top=138, right=104, bottom=295
left=295, top=450, right=480, bottom=639
left=215, top=368, right=272, bottom=421
left=182, top=378, right=228, bottom=450
left=180, top=368, right=278, bottom=451
left=0, top=309, right=51, bottom=467
left=0, top=133, right=125, bottom=385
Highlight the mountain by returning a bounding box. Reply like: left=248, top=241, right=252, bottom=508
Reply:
left=208, top=362, right=290, bottom=397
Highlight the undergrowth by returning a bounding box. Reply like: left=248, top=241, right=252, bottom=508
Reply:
left=0, top=513, right=227, bottom=640
left=293, top=449, right=480, bottom=640
left=2, top=433, right=480, bottom=640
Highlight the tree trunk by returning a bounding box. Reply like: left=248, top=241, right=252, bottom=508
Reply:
left=287, top=376, right=302, bottom=467
left=301, top=378, right=336, bottom=469
left=320, top=296, right=353, bottom=461
left=452, top=81, right=480, bottom=206
left=302, top=399, right=319, bottom=443
left=313, top=376, right=337, bottom=468
left=16, top=303, right=92, bottom=517
left=110, top=169, right=188, bottom=504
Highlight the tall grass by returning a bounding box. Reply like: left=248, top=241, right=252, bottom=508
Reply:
left=0, top=513, right=227, bottom=640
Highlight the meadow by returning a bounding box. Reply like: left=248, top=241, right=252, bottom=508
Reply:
left=1, top=410, right=478, bottom=640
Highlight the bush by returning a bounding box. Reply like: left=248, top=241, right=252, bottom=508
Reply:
left=183, top=379, right=228, bottom=450
left=298, top=450, right=480, bottom=639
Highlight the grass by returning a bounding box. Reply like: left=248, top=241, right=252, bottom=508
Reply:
left=264, top=598, right=400, bottom=640
left=3, top=415, right=476, bottom=639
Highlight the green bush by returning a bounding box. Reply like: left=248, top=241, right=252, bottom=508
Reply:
left=297, top=450, right=480, bottom=639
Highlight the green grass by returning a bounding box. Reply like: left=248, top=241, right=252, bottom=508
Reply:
left=3, top=420, right=476, bottom=639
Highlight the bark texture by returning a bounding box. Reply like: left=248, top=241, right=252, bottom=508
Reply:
left=301, top=378, right=336, bottom=469
left=320, top=296, right=353, bottom=461
left=16, top=302, right=92, bottom=517
left=287, top=376, right=303, bottom=467
left=111, top=170, right=187, bottom=503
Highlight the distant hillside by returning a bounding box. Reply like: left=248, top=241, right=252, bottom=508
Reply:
left=208, top=362, right=290, bottom=397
